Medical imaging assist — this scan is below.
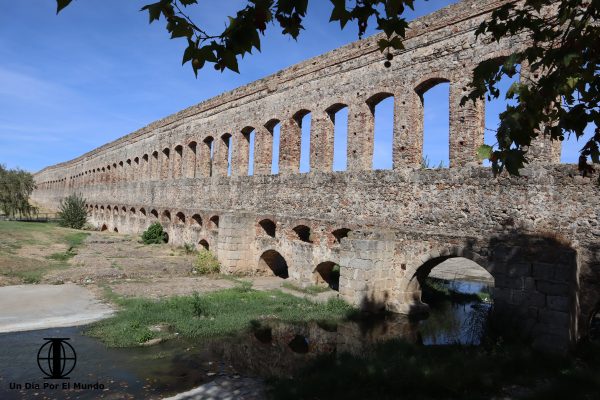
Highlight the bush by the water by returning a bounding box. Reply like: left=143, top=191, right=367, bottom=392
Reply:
left=141, top=222, right=167, bottom=244
left=193, top=249, right=220, bottom=274
left=57, top=193, right=87, bottom=229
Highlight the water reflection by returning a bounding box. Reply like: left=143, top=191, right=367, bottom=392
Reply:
left=0, top=280, right=492, bottom=398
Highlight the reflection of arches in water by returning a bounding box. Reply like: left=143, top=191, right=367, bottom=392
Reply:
left=258, top=250, right=289, bottom=278
left=314, top=262, right=339, bottom=291
left=409, top=257, right=495, bottom=346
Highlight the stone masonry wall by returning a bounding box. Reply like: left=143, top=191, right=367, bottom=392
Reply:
left=31, top=0, right=600, bottom=352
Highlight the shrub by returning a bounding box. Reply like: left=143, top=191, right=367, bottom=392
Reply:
left=192, top=249, right=220, bottom=275
left=57, top=193, right=87, bottom=229
left=141, top=222, right=167, bottom=244
left=183, top=242, right=196, bottom=254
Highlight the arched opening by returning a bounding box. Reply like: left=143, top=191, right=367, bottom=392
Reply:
left=191, top=214, right=202, bottom=227
left=101, top=224, right=108, bottom=231
left=221, top=133, right=232, bottom=176
left=258, top=219, right=276, bottom=238
left=129, top=207, right=136, bottom=216
left=139, top=208, right=147, bottom=217
left=265, top=119, right=281, bottom=174
left=407, top=256, right=494, bottom=345
left=150, top=209, right=159, bottom=220
left=164, top=232, right=169, bottom=243
left=258, top=250, right=289, bottom=279
left=161, top=148, right=170, bottom=180
left=174, top=145, right=183, bottom=179
left=198, top=239, right=209, bottom=251
left=416, top=78, right=450, bottom=169
left=203, top=136, right=214, bottom=177
left=332, top=228, right=351, bottom=243
left=162, top=210, right=171, bottom=224
left=113, top=227, right=119, bottom=233
left=367, top=93, right=394, bottom=170
left=288, top=335, right=309, bottom=353
left=327, top=103, right=349, bottom=171
left=293, top=225, right=311, bottom=243
left=152, top=151, right=159, bottom=180
left=185, top=141, right=197, bottom=178
left=314, top=261, right=340, bottom=291
left=209, top=215, right=219, bottom=229
left=294, top=110, right=312, bottom=173
left=175, top=212, right=185, bottom=225
left=242, top=126, right=256, bottom=176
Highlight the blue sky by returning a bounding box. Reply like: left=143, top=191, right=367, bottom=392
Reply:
left=0, top=0, right=591, bottom=173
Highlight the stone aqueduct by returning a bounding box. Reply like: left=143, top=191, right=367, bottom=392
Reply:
left=32, top=0, right=599, bottom=352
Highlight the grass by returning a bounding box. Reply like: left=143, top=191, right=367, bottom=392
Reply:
left=282, top=282, right=332, bottom=295
left=86, top=286, right=353, bottom=347
left=269, top=340, right=600, bottom=400
left=0, top=221, right=89, bottom=283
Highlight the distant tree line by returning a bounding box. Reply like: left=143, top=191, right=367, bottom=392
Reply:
left=0, top=164, right=37, bottom=218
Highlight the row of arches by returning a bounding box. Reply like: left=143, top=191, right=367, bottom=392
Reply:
left=86, top=204, right=220, bottom=230
left=256, top=218, right=350, bottom=245
left=36, top=71, right=497, bottom=190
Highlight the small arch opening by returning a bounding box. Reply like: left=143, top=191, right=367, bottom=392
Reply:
left=293, top=225, right=311, bottom=243
left=288, top=335, right=309, bottom=354
left=198, top=239, right=209, bottom=251
left=332, top=228, right=351, bottom=243
left=258, top=250, right=289, bottom=279
left=150, top=209, right=159, bottom=219
left=113, top=227, right=119, bottom=233
left=259, top=219, right=276, bottom=238
left=101, top=224, right=108, bottom=231
left=175, top=212, right=185, bottom=225
left=367, top=93, right=394, bottom=170
left=265, top=119, right=281, bottom=174
left=314, top=261, right=340, bottom=291
left=209, top=215, right=219, bottom=229
left=191, top=214, right=202, bottom=226
left=162, top=210, right=172, bottom=223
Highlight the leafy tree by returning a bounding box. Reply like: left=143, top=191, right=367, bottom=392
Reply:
left=57, top=193, right=88, bottom=229
left=141, top=222, right=168, bottom=244
left=0, top=164, right=38, bottom=218
left=55, top=0, right=599, bottom=175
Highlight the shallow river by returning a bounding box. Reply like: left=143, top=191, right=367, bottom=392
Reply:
left=0, top=280, right=490, bottom=399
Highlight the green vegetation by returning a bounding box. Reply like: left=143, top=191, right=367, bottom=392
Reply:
left=182, top=242, right=196, bottom=254
left=0, top=164, right=37, bottom=218
left=86, top=286, right=353, bottom=347
left=270, top=340, right=600, bottom=400
left=141, top=222, right=167, bottom=244
left=422, top=277, right=491, bottom=304
left=57, top=193, right=87, bottom=229
left=192, top=249, right=220, bottom=275
left=0, top=221, right=89, bottom=283
left=282, top=282, right=331, bottom=295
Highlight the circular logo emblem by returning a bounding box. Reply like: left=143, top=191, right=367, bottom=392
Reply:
left=37, top=338, right=77, bottom=379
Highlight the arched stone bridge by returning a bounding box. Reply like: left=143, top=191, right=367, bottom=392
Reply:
left=32, top=0, right=599, bottom=352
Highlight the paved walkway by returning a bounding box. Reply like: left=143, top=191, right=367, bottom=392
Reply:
left=163, top=376, right=265, bottom=400
left=0, top=283, right=114, bottom=333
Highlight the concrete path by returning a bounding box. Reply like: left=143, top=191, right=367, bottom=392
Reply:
left=0, top=284, right=114, bottom=333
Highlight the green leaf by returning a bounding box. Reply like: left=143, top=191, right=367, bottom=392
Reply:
left=56, top=0, right=73, bottom=14
left=477, top=144, right=493, bottom=161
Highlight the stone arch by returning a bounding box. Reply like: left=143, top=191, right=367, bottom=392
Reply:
left=292, top=225, right=311, bottom=243
left=129, top=207, right=136, bottom=215
left=113, top=227, right=119, bottom=233
left=202, top=136, right=215, bottom=177
left=198, top=239, right=209, bottom=251
left=139, top=208, right=147, bottom=217
left=258, top=250, right=289, bottom=279
left=366, top=92, right=395, bottom=170
left=150, top=209, right=159, bottom=220
left=101, top=224, right=108, bottom=231
left=173, top=145, right=183, bottom=179
left=162, top=210, right=171, bottom=224
left=258, top=219, right=276, bottom=238
left=175, top=212, right=185, bottom=225
left=191, top=214, right=202, bottom=227
left=185, top=141, right=197, bottom=178
left=209, top=215, right=219, bottom=229
left=264, top=119, right=281, bottom=174
left=332, top=228, right=351, bottom=243
left=161, top=147, right=170, bottom=180
left=241, top=126, right=256, bottom=176
left=220, top=133, right=233, bottom=176
left=314, top=261, right=340, bottom=291
left=151, top=151, right=159, bottom=180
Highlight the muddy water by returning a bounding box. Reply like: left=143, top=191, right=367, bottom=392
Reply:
left=0, top=280, right=490, bottom=399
